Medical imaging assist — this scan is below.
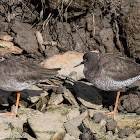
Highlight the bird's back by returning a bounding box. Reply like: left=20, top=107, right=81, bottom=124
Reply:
left=0, top=57, right=59, bottom=91
left=87, top=53, right=140, bottom=91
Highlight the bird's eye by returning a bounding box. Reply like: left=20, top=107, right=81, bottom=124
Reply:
left=84, top=58, right=88, bottom=62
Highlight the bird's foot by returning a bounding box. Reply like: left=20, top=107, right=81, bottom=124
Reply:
left=4, top=112, right=18, bottom=118
left=107, top=111, right=116, bottom=119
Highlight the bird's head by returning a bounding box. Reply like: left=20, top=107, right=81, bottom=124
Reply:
left=74, top=50, right=100, bottom=69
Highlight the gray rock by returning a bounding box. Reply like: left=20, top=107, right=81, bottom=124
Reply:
left=18, top=108, right=43, bottom=123
left=28, top=105, right=78, bottom=140
left=80, top=128, right=97, bottom=140
left=63, top=133, right=76, bottom=140
left=11, top=22, right=38, bottom=53
left=0, top=116, right=23, bottom=139
left=51, top=131, right=65, bottom=140
left=118, top=128, right=133, bottom=138
left=99, top=28, right=116, bottom=53
left=82, top=117, right=106, bottom=137
left=67, top=108, right=80, bottom=120
left=48, top=93, right=63, bottom=105
left=73, top=81, right=102, bottom=109
left=63, top=87, right=79, bottom=107
left=22, top=132, right=36, bottom=140
left=0, top=89, right=11, bottom=106
left=106, top=120, right=117, bottom=133
left=21, top=85, right=48, bottom=103
left=64, top=112, right=87, bottom=139
left=93, top=112, right=106, bottom=123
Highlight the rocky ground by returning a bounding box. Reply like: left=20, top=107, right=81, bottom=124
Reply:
left=0, top=0, right=140, bottom=140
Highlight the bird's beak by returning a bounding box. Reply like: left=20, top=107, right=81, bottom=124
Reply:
left=74, top=61, right=84, bottom=68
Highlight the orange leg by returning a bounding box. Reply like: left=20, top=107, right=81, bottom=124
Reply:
left=4, top=91, right=20, bottom=117
left=107, top=91, right=120, bottom=119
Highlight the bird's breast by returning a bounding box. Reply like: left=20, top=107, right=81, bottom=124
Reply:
left=0, top=79, right=36, bottom=91
left=92, top=75, right=140, bottom=91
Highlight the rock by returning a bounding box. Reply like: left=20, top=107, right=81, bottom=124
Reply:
left=63, top=87, right=79, bottom=107
left=99, top=28, right=116, bottom=53
left=67, top=108, right=80, bottom=120
left=0, top=40, right=23, bottom=56
left=48, top=93, right=63, bottom=105
left=120, top=94, right=140, bottom=113
left=136, top=107, right=140, bottom=115
left=11, top=22, right=38, bottom=53
left=0, top=116, right=23, bottom=139
left=21, top=85, right=48, bottom=103
left=82, top=117, right=106, bottom=137
left=73, top=81, right=102, bottom=109
left=28, top=105, right=78, bottom=140
left=63, top=133, right=76, bottom=140
left=79, top=104, right=88, bottom=114
left=135, top=129, right=140, bottom=138
left=18, top=108, right=43, bottom=123
left=22, top=132, right=36, bottom=140
left=118, top=128, right=133, bottom=138
left=136, top=134, right=140, bottom=138
left=64, top=112, right=87, bottom=139
left=41, top=51, right=84, bottom=80
left=0, top=89, right=11, bottom=106
left=115, top=113, right=140, bottom=130
left=79, top=128, right=97, bottom=140
left=0, top=34, right=13, bottom=41
left=36, top=96, right=48, bottom=112
left=106, top=120, right=117, bottom=133
left=51, top=131, right=65, bottom=140
left=120, top=3, right=140, bottom=59
left=93, top=112, right=106, bottom=123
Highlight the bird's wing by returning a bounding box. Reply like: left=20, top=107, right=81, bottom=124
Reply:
left=0, top=57, right=59, bottom=83
left=97, top=54, right=140, bottom=81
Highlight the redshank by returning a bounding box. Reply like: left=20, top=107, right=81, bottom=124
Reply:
left=0, top=56, right=59, bottom=117
left=75, top=51, right=140, bottom=118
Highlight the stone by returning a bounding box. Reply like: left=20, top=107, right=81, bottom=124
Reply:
left=0, top=115, right=23, bottom=139
left=63, top=87, right=79, bottom=107
left=11, top=22, right=38, bottom=53
left=21, top=85, right=48, bottom=103
left=48, top=93, right=63, bottom=105
left=93, top=112, right=106, bottom=123
left=120, top=3, right=140, bottom=59
left=118, top=128, right=133, bottom=138
left=18, top=108, right=43, bottom=123
left=82, top=117, right=106, bottom=136
left=22, top=132, right=36, bottom=140
left=80, top=128, right=97, bottom=140
left=28, top=105, right=77, bottom=139
left=67, top=108, right=80, bottom=120
left=64, top=112, right=87, bottom=139
left=115, top=113, right=140, bottom=130
left=73, top=81, right=102, bottom=109
left=99, top=28, right=116, bottom=53
left=106, top=120, right=117, bottom=133
left=41, top=51, right=85, bottom=80
left=51, top=131, right=65, bottom=140
left=0, top=89, right=11, bottom=106
left=63, top=133, right=76, bottom=140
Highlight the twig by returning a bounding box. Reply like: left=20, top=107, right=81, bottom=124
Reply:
left=18, top=0, right=36, bottom=17
left=42, top=13, right=52, bottom=31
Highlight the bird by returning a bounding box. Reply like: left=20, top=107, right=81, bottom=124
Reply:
left=75, top=51, right=140, bottom=118
left=0, top=56, right=59, bottom=117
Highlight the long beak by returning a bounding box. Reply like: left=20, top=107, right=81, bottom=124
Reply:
left=74, top=61, right=84, bottom=68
